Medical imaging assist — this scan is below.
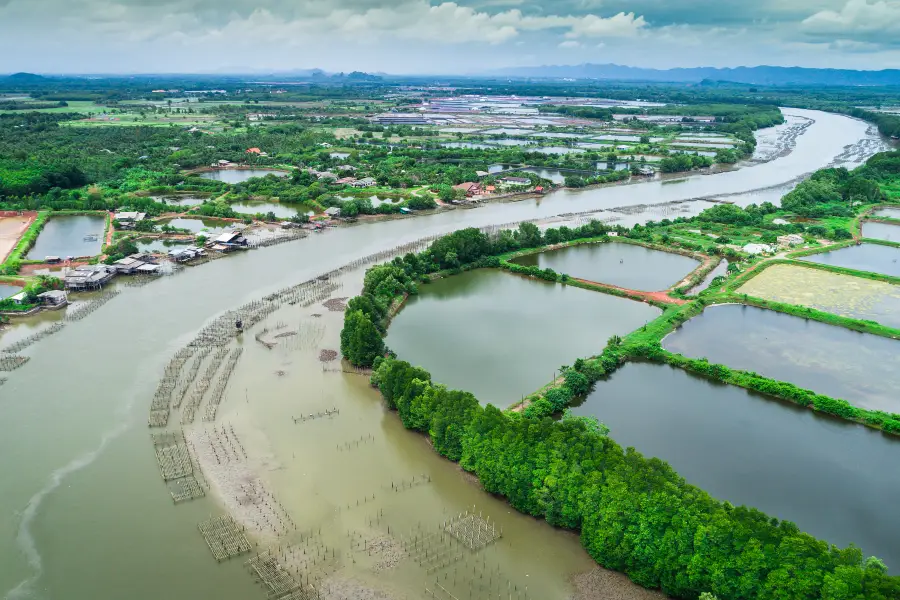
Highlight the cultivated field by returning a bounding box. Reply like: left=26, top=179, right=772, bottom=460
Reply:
left=738, top=263, right=900, bottom=329
left=0, top=214, right=32, bottom=262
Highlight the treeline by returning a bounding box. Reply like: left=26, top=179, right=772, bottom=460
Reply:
left=369, top=354, right=898, bottom=599
left=630, top=341, right=900, bottom=435
left=781, top=163, right=889, bottom=218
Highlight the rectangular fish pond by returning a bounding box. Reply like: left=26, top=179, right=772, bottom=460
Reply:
left=798, top=243, right=900, bottom=278
left=871, top=207, right=900, bottom=220
left=385, top=268, right=660, bottom=406
left=511, top=242, right=700, bottom=292
left=738, top=263, right=900, bottom=329
left=570, top=362, right=900, bottom=572
left=158, top=218, right=233, bottom=235
left=26, top=215, right=106, bottom=259
left=0, top=283, right=22, bottom=300
left=662, top=303, right=900, bottom=412
left=862, top=221, right=900, bottom=242
left=196, top=169, right=289, bottom=184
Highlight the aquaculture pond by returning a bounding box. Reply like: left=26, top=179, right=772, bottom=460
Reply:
left=229, top=202, right=299, bottom=218
left=688, top=260, right=728, bottom=295
left=26, top=215, right=105, bottom=259
left=512, top=242, right=700, bottom=291
left=386, top=269, right=660, bottom=405
left=571, top=362, right=900, bottom=572
left=158, top=218, right=232, bottom=234
left=872, top=207, right=900, bottom=219
left=798, top=243, right=900, bottom=277
left=197, top=169, right=289, bottom=184
left=154, top=196, right=205, bottom=207
left=862, top=221, right=900, bottom=242
left=0, top=284, right=22, bottom=299
left=739, top=264, right=900, bottom=329
left=663, top=304, right=900, bottom=412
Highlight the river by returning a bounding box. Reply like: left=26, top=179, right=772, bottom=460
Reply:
left=0, top=109, right=891, bottom=600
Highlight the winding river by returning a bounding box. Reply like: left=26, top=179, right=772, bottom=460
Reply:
left=0, top=109, right=891, bottom=600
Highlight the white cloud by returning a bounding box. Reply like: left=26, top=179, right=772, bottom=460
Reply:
left=802, top=0, right=900, bottom=41
left=558, top=40, right=581, bottom=48
left=566, top=12, right=647, bottom=38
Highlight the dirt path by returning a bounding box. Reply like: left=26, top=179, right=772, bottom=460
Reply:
left=0, top=214, right=36, bottom=263
left=572, top=278, right=687, bottom=305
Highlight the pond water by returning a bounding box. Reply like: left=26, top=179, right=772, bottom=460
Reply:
left=872, top=207, right=900, bottom=219
left=799, top=243, right=900, bottom=277
left=687, top=259, right=728, bottom=295
left=481, top=128, right=532, bottom=136
left=230, top=202, right=299, bottom=218
left=197, top=169, right=289, bottom=184
left=136, top=238, right=191, bottom=253
left=572, top=362, right=900, bottom=571
left=512, top=242, right=700, bottom=291
left=862, top=221, right=900, bottom=242
left=0, top=283, right=22, bottom=299
left=329, top=152, right=350, bottom=159
left=26, top=215, right=106, bottom=260
left=440, top=142, right=495, bottom=150
left=491, top=139, right=538, bottom=147
left=530, top=147, right=585, bottom=155
left=154, top=196, right=205, bottom=207
left=521, top=168, right=572, bottom=184
left=529, top=132, right=590, bottom=139
left=663, top=304, right=900, bottom=412
left=738, top=263, right=900, bottom=329
left=159, top=218, right=232, bottom=234
left=387, top=269, right=660, bottom=405
left=596, top=162, right=630, bottom=171
left=669, top=142, right=736, bottom=149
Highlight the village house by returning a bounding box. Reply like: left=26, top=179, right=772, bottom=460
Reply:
left=777, top=234, right=805, bottom=248
left=324, top=207, right=342, bottom=218
left=316, top=171, right=338, bottom=181
left=350, top=177, right=377, bottom=188
left=37, top=290, right=68, bottom=307
left=454, top=182, right=483, bottom=197
left=114, top=212, right=146, bottom=229
left=336, top=165, right=357, bottom=172
left=335, top=177, right=357, bottom=185
left=168, top=246, right=206, bottom=263
left=65, top=265, right=116, bottom=291
left=743, top=243, right=775, bottom=255
left=246, top=147, right=262, bottom=155
left=246, top=113, right=276, bottom=121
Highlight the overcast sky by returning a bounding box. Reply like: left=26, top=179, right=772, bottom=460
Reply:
left=2, top=0, right=900, bottom=74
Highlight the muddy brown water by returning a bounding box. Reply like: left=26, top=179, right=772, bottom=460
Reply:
left=0, top=109, right=889, bottom=600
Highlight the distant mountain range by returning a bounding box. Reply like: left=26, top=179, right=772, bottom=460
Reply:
left=488, top=63, right=900, bottom=86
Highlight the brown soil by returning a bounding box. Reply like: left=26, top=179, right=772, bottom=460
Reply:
left=0, top=214, right=36, bottom=263
left=319, top=349, right=339, bottom=362
left=568, top=568, right=669, bottom=600
left=572, top=278, right=687, bottom=306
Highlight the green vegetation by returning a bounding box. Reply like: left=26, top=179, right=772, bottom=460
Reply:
left=0, top=275, right=63, bottom=312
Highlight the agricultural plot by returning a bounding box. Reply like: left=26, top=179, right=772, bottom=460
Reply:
left=738, top=264, right=900, bottom=329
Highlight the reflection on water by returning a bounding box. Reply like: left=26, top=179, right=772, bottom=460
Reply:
left=663, top=304, right=900, bottom=412
left=573, top=362, right=900, bottom=571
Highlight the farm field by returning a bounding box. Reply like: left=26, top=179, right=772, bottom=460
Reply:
left=738, top=263, right=900, bottom=329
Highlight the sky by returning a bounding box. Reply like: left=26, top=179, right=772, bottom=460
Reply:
left=2, top=0, right=900, bottom=74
